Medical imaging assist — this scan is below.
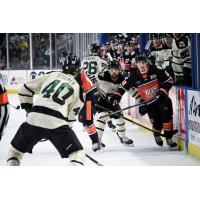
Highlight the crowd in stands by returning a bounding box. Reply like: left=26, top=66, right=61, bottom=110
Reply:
left=0, top=34, right=6, bottom=70
left=32, top=33, right=50, bottom=69
left=9, top=33, right=30, bottom=69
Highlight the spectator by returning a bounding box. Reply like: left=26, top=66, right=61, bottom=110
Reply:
left=9, top=33, right=30, bottom=69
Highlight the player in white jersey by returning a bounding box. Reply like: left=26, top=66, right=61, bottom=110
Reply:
left=81, top=43, right=116, bottom=141
left=0, top=72, right=9, bottom=141
left=59, top=51, right=102, bottom=152
left=156, top=34, right=174, bottom=78
left=7, top=54, right=86, bottom=166
left=95, top=60, right=134, bottom=146
left=171, top=33, right=192, bottom=86
left=81, top=43, right=108, bottom=84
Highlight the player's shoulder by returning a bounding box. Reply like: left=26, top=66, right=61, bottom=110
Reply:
left=151, top=65, right=167, bottom=77
left=98, top=71, right=109, bottom=80
left=46, top=70, right=59, bottom=75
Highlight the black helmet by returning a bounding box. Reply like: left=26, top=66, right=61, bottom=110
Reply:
left=89, top=43, right=101, bottom=53
left=60, top=53, right=81, bottom=76
left=58, top=50, right=69, bottom=59
left=160, top=33, right=173, bottom=38
left=109, top=60, right=121, bottom=69
left=135, top=53, right=148, bottom=63
left=150, top=33, right=160, bottom=39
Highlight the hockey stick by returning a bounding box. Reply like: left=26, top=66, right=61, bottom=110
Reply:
left=98, top=101, right=145, bottom=119
left=9, top=103, right=20, bottom=110
left=96, top=104, right=178, bottom=137
left=86, top=154, right=103, bottom=166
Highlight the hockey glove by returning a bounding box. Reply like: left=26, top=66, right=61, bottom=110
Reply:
left=139, top=104, right=148, bottom=116
left=109, top=94, right=121, bottom=107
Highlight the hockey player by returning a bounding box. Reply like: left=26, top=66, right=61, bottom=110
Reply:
left=81, top=43, right=116, bottom=133
left=95, top=60, right=134, bottom=146
left=81, top=43, right=108, bottom=83
left=110, top=54, right=177, bottom=148
left=171, top=33, right=192, bottom=86
left=148, top=34, right=163, bottom=66
left=0, top=72, right=9, bottom=141
left=156, top=34, right=173, bottom=68
left=7, top=54, right=86, bottom=166
left=155, top=33, right=174, bottom=79
left=120, top=41, right=139, bottom=72
left=59, top=52, right=102, bottom=152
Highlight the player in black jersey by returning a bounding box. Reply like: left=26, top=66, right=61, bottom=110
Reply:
left=110, top=54, right=177, bottom=148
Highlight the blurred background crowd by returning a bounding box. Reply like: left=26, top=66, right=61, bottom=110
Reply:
left=0, top=33, right=192, bottom=87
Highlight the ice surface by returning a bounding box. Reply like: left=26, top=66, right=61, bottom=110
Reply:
left=0, top=94, right=200, bottom=166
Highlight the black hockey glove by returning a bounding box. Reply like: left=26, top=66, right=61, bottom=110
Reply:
left=21, top=103, right=33, bottom=113
left=93, top=93, right=101, bottom=105
left=139, top=104, right=148, bottom=116
left=156, top=90, right=168, bottom=102
left=109, top=94, right=121, bottom=107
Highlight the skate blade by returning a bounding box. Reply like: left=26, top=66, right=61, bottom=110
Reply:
left=123, top=143, right=134, bottom=147
left=93, top=147, right=105, bottom=154
left=168, top=146, right=178, bottom=151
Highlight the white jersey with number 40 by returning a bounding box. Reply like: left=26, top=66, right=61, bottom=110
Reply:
left=19, top=72, right=84, bottom=129
left=81, top=55, right=108, bottom=83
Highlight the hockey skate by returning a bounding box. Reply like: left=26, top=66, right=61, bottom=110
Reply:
left=153, top=134, right=163, bottom=147
left=164, top=130, right=177, bottom=149
left=92, top=143, right=105, bottom=152
left=166, top=138, right=177, bottom=148
left=117, top=133, right=134, bottom=147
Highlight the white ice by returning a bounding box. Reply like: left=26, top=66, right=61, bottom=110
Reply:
left=0, top=94, right=200, bottom=166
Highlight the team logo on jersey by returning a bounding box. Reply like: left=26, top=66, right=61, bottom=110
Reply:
left=145, top=86, right=159, bottom=96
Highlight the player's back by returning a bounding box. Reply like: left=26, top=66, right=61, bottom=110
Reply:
left=24, top=72, right=83, bottom=129
left=81, top=55, right=108, bottom=83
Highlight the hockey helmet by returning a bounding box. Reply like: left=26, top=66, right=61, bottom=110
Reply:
left=109, top=60, right=121, bottom=69
left=89, top=43, right=101, bottom=53
left=135, top=53, right=148, bottom=63
left=60, top=53, right=81, bottom=76
left=150, top=33, right=160, bottom=39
